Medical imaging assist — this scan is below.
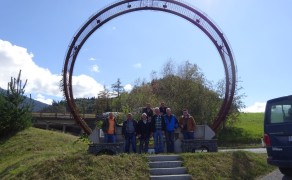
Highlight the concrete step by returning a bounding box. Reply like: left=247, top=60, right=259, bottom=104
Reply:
left=148, top=155, right=181, bottom=162
left=149, top=161, right=182, bottom=168
left=150, top=167, right=187, bottom=175
left=150, top=174, right=192, bottom=180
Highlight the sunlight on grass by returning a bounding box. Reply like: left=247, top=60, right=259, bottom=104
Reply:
left=218, top=113, right=264, bottom=146
left=182, top=151, right=275, bottom=180
left=236, top=113, right=264, bottom=137
left=0, top=128, right=149, bottom=180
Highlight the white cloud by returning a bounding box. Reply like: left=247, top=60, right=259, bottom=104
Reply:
left=89, top=57, right=96, bottom=61
left=124, top=84, right=133, bottom=92
left=90, top=64, right=100, bottom=72
left=0, top=39, right=104, bottom=101
left=35, top=94, right=53, bottom=105
left=133, top=63, right=142, bottom=69
left=241, top=102, right=266, bottom=113
left=72, top=74, right=104, bottom=98
left=0, top=39, right=61, bottom=97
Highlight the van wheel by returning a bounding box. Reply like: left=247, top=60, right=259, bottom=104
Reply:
left=279, top=167, right=292, bottom=176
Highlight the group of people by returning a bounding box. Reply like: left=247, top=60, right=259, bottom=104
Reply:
left=101, top=102, right=196, bottom=154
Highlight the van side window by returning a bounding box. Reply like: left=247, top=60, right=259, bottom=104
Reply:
left=270, top=104, right=292, bottom=123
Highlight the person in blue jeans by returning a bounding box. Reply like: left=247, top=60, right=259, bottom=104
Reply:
left=164, top=108, right=179, bottom=153
left=151, top=107, right=166, bottom=154
left=101, top=112, right=118, bottom=143
left=179, top=109, right=196, bottom=140
left=122, top=113, right=138, bottom=153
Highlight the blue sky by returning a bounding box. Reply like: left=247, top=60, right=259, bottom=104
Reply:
left=0, top=0, right=292, bottom=112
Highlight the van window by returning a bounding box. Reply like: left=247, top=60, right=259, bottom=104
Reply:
left=268, top=102, right=292, bottom=124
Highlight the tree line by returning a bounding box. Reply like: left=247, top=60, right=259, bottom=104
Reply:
left=0, top=60, right=244, bottom=137
left=44, top=60, right=244, bottom=127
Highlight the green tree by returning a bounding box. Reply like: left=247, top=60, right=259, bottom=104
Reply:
left=123, top=59, right=244, bottom=128
left=112, top=78, right=124, bottom=98
left=0, top=70, right=32, bottom=137
left=111, top=78, right=124, bottom=111
left=216, top=79, right=246, bottom=128
left=126, top=78, right=159, bottom=112
left=95, top=85, right=111, bottom=114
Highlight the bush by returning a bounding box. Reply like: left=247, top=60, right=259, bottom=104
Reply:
left=0, top=70, right=32, bottom=137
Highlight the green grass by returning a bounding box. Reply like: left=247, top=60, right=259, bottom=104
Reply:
left=218, top=113, right=264, bottom=146
left=0, top=128, right=149, bottom=180
left=182, top=151, right=275, bottom=180
left=235, top=113, right=264, bottom=138
left=0, top=127, right=275, bottom=179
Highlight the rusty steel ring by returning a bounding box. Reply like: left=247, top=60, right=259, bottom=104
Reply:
left=63, top=0, right=237, bottom=135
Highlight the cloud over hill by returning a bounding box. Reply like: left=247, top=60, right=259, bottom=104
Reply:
left=0, top=39, right=104, bottom=104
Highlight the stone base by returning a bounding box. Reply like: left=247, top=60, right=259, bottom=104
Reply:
left=181, top=139, right=218, bottom=152
left=88, top=143, right=124, bottom=155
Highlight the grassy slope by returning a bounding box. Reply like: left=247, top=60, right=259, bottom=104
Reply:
left=0, top=127, right=275, bottom=179
left=0, top=128, right=148, bottom=180
left=218, top=113, right=264, bottom=145
left=236, top=113, right=264, bottom=138
left=182, top=151, right=275, bottom=180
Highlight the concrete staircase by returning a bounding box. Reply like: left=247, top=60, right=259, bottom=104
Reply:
left=148, top=155, right=192, bottom=180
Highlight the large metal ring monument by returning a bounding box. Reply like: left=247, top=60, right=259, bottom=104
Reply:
left=62, top=0, right=236, bottom=135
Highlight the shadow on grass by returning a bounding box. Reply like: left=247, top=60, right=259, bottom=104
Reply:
left=231, top=151, right=254, bottom=179
left=231, top=151, right=275, bottom=179
left=0, top=131, right=18, bottom=144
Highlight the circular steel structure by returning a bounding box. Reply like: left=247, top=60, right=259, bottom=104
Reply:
left=63, top=0, right=237, bottom=135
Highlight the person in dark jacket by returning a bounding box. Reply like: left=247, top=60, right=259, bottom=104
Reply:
left=137, top=113, right=152, bottom=153
left=142, top=103, right=154, bottom=122
left=101, top=112, right=118, bottom=143
left=151, top=107, right=166, bottom=154
left=122, top=113, right=138, bottom=153
left=164, top=108, right=179, bottom=153
left=159, top=102, right=167, bottom=115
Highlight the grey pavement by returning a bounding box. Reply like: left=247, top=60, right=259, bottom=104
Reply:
left=257, top=169, right=292, bottom=180
left=219, top=148, right=266, bottom=153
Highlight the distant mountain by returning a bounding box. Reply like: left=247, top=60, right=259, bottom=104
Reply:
left=24, top=98, right=50, bottom=112
left=0, top=87, right=50, bottom=112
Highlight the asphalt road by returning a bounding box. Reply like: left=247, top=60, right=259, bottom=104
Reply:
left=258, top=169, right=292, bottom=180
